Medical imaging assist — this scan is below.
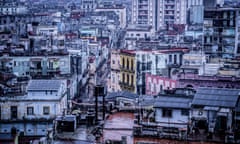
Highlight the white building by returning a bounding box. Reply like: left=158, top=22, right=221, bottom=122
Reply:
left=124, top=24, right=153, bottom=49
left=95, top=6, right=127, bottom=28
left=36, top=25, right=58, bottom=36
left=153, top=95, right=192, bottom=138
left=0, top=79, right=68, bottom=135
left=132, top=0, right=187, bottom=31
left=0, top=79, right=68, bottom=121
left=0, top=5, right=28, bottom=15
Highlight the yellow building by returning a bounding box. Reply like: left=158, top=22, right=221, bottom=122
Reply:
left=119, top=50, right=136, bottom=93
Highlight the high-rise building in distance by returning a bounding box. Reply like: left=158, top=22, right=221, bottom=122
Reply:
left=132, top=0, right=187, bottom=31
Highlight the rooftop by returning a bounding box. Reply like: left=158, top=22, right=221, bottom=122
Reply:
left=192, top=87, right=240, bottom=108
left=127, top=24, right=152, bottom=31
left=154, top=96, right=192, bottom=109
left=106, top=91, right=138, bottom=100
left=27, top=80, right=61, bottom=91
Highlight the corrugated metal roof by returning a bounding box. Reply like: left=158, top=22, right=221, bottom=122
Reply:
left=106, top=91, right=138, bottom=100
left=27, top=80, right=61, bottom=91
left=192, top=87, right=240, bottom=108
left=154, top=96, right=192, bottom=109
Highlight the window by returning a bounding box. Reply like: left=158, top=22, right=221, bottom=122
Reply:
left=181, top=109, right=189, bottom=116
left=11, top=106, right=18, bottom=119
left=142, top=55, right=146, bottom=61
left=43, top=106, right=50, bottom=115
left=131, top=59, right=134, bottom=70
left=162, top=108, right=172, bottom=118
left=131, top=75, right=134, bottom=85
left=112, top=74, right=115, bottom=83
left=174, top=54, right=177, bottom=64
left=27, top=107, right=34, bottom=115
left=122, top=73, right=125, bottom=83
left=160, top=85, right=163, bottom=92
left=59, top=40, right=64, bottom=46
left=153, top=84, right=156, bottom=92
left=112, top=60, right=115, bottom=64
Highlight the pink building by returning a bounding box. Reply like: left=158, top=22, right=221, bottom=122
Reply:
left=145, top=73, right=177, bottom=95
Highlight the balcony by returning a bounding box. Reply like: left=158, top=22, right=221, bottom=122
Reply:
left=0, top=116, right=55, bottom=123
left=0, top=67, right=13, bottom=73
left=119, top=81, right=135, bottom=90
left=138, top=2, right=148, bottom=6
left=178, top=72, right=240, bottom=81
left=138, top=12, right=148, bottom=16
left=165, top=2, right=175, bottom=6
left=29, top=67, right=42, bottom=73
left=165, top=6, right=175, bottom=10
left=120, top=66, right=135, bottom=73
left=47, top=67, right=60, bottom=72
left=167, top=63, right=181, bottom=68
left=138, top=6, right=148, bottom=10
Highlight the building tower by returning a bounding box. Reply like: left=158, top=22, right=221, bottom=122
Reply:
left=132, top=0, right=187, bottom=31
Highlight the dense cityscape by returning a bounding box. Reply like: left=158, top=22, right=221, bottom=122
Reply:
left=0, top=0, right=240, bottom=143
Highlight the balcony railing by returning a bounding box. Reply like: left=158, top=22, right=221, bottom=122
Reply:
left=47, top=67, right=60, bottom=72
left=178, top=73, right=240, bottom=81
left=119, top=81, right=134, bottom=88
left=29, top=68, right=42, bottom=73
left=120, top=66, right=135, bottom=73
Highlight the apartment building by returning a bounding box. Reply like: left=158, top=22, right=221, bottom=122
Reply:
left=0, top=53, right=71, bottom=77
left=0, top=79, right=67, bottom=135
left=132, top=0, right=187, bottom=31
left=124, top=24, right=153, bottom=49
left=203, top=7, right=240, bottom=58
left=119, top=50, right=136, bottom=93
left=95, top=5, right=127, bottom=28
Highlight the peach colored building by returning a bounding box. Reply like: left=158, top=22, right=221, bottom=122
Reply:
left=108, top=50, right=121, bottom=92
